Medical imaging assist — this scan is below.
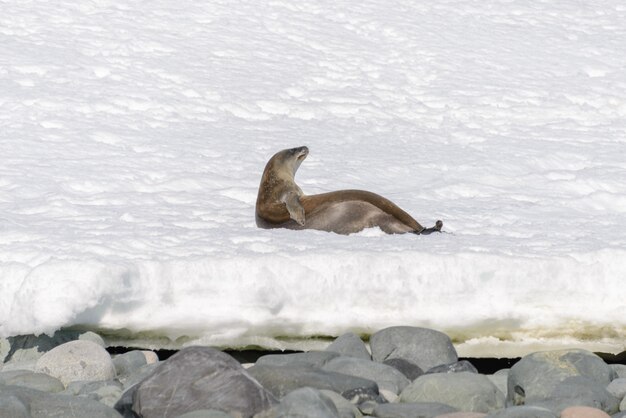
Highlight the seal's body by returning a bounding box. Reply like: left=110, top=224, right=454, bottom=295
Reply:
left=255, top=146, right=442, bottom=235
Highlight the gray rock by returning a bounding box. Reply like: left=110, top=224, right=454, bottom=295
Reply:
left=270, top=387, right=341, bottom=418
left=613, top=412, right=626, bottom=418
left=399, top=371, right=505, bottom=413
left=64, top=380, right=124, bottom=408
left=622, top=396, right=626, bottom=413
left=113, top=351, right=149, bottom=380
left=326, top=333, right=371, bottom=361
left=372, top=402, right=458, bottom=418
left=607, top=377, right=626, bottom=399
left=320, top=390, right=363, bottom=418
left=370, top=327, right=458, bottom=372
left=535, top=376, right=619, bottom=414
left=133, top=346, right=276, bottom=418
left=256, top=351, right=340, bottom=368
left=486, top=374, right=508, bottom=399
left=35, top=340, right=116, bottom=386
left=494, top=369, right=510, bottom=376
left=485, top=405, right=557, bottom=418
left=0, top=385, right=122, bottom=417
left=425, top=360, right=478, bottom=374
left=3, top=330, right=104, bottom=364
left=248, top=364, right=380, bottom=403
left=0, top=394, right=30, bottom=418
left=322, top=356, right=410, bottom=394
left=611, top=364, right=626, bottom=379
left=0, top=370, right=64, bottom=393
left=383, top=358, right=424, bottom=381
left=176, top=410, right=233, bottom=418
left=120, top=362, right=159, bottom=389
left=507, top=349, right=614, bottom=406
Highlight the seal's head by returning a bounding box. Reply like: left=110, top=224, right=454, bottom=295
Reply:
left=268, top=146, right=309, bottom=178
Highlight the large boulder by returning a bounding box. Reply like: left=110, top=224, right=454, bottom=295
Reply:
left=370, top=327, right=458, bottom=372
left=3, top=331, right=104, bottom=365
left=132, top=346, right=276, bottom=418
left=507, top=349, right=614, bottom=405
left=399, top=372, right=505, bottom=413
left=248, top=364, right=380, bottom=403
left=35, top=340, right=116, bottom=386
left=326, top=333, right=371, bottom=361
left=322, top=356, right=410, bottom=394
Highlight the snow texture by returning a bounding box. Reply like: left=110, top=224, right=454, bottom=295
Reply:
left=1, top=0, right=626, bottom=355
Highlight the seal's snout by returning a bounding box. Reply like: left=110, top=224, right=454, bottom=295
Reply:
left=296, top=146, right=309, bottom=161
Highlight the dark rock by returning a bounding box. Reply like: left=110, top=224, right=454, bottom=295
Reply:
left=399, top=371, right=505, bottom=413
left=256, top=351, right=340, bottom=368
left=248, top=364, right=380, bottom=403
left=425, top=360, right=478, bottom=375
left=326, top=333, right=371, bottom=361
left=372, top=402, right=458, bottom=418
left=114, top=384, right=138, bottom=418
left=132, top=346, right=276, bottom=418
left=383, top=358, right=424, bottom=381
left=267, top=387, right=341, bottom=418
left=485, top=405, right=557, bottom=418
left=507, top=349, right=614, bottom=406
left=113, top=351, right=149, bottom=380
left=0, top=370, right=64, bottom=393
left=322, top=356, right=410, bottom=394
left=0, top=385, right=122, bottom=417
left=526, top=376, right=619, bottom=415
left=370, top=327, right=458, bottom=372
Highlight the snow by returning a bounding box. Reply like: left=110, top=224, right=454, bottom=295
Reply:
left=1, top=0, right=626, bottom=356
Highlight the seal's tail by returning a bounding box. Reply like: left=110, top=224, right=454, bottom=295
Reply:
left=416, top=220, right=443, bottom=235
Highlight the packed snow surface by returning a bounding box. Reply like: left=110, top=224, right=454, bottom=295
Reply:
left=2, top=0, right=626, bottom=356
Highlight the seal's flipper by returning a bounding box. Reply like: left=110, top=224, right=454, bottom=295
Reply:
left=283, top=193, right=306, bottom=226
left=417, top=220, right=443, bottom=235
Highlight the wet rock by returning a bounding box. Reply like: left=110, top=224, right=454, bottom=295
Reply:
left=399, top=372, right=505, bottom=413
left=372, top=402, right=458, bottom=418
left=484, top=405, right=557, bottom=418
left=507, top=349, right=613, bottom=405
left=0, top=369, right=64, bottom=393
left=35, top=340, right=116, bottom=386
left=248, top=364, right=380, bottom=403
left=383, top=358, right=424, bottom=381
left=133, top=346, right=276, bottom=418
left=0, top=385, right=121, bottom=417
left=322, top=356, right=410, bottom=394
left=560, top=406, right=611, bottom=418
left=370, top=327, right=458, bottom=372
left=426, top=360, right=478, bottom=375
left=326, top=333, right=371, bottom=361
left=256, top=351, right=340, bottom=368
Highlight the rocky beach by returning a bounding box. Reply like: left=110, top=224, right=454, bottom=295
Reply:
left=2, top=326, right=626, bottom=418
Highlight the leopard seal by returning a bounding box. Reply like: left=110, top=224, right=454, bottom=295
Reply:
left=255, top=146, right=442, bottom=235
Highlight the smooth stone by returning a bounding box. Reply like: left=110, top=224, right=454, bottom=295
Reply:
left=320, top=390, right=364, bottom=418
left=248, top=364, right=380, bottom=403
left=326, top=333, right=371, bottom=361
left=3, top=331, right=105, bottom=364
left=486, top=374, right=507, bottom=398
left=0, top=370, right=64, bottom=393
left=64, top=380, right=124, bottom=408
left=322, top=356, right=410, bottom=394
left=176, top=410, right=233, bottom=418
left=611, top=365, right=626, bottom=379
left=435, top=413, right=487, bottom=418
left=0, top=394, right=30, bottom=418
left=493, top=369, right=509, bottom=377
left=426, top=361, right=478, bottom=375
left=400, top=372, right=505, bottom=413
left=266, top=387, right=341, bottom=418
left=113, top=351, right=148, bottom=379
left=560, top=406, right=611, bottom=418
left=370, top=327, right=458, bottom=372
left=35, top=340, right=116, bottom=386
left=485, top=405, right=557, bottom=418
left=133, top=346, right=276, bottom=418
left=256, top=351, right=340, bottom=368
left=0, top=385, right=121, bottom=417
left=142, top=351, right=159, bottom=364
left=507, top=349, right=614, bottom=405
left=607, top=378, right=626, bottom=399
left=541, top=376, right=619, bottom=414
left=372, top=402, right=458, bottom=418
left=383, top=358, right=424, bottom=381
